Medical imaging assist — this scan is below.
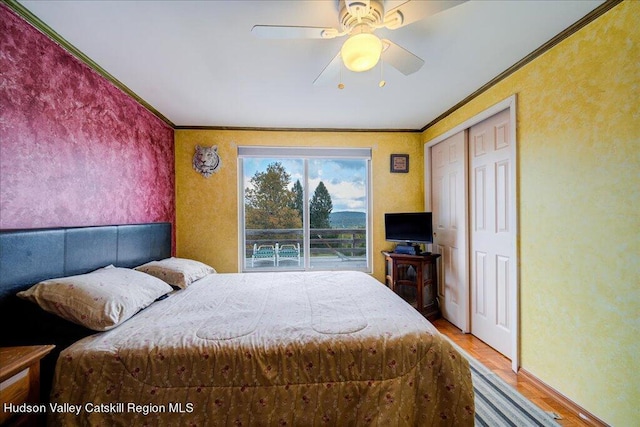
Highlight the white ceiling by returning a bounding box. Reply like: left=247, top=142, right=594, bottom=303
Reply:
left=18, top=0, right=604, bottom=130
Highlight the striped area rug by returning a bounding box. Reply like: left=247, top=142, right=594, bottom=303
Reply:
left=447, top=340, right=561, bottom=427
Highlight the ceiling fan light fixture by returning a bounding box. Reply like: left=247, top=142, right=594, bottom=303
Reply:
left=341, top=31, right=383, bottom=72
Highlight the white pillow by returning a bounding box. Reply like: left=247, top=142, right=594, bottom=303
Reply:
left=135, top=257, right=216, bottom=289
left=18, top=266, right=172, bottom=331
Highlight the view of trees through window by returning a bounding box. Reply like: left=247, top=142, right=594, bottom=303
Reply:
left=245, top=162, right=301, bottom=230
left=241, top=154, right=369, bottom=272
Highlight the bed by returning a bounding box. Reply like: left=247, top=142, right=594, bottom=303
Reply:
left=0, top=223, right=474, bottom=426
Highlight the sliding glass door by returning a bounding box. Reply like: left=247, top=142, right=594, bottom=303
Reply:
left=239, top=147, right=371, bottom=272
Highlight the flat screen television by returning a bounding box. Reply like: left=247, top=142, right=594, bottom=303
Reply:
left=385, top=212, right=433, bottom=253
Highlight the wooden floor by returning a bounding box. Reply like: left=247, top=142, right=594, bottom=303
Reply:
left=432, top=318, right=591, bottom=426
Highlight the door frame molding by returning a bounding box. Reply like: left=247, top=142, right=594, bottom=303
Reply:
left=424, top=94, right=519, bottom=372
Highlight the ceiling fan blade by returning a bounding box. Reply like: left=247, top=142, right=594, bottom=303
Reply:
left=313, top=52, right=342, bottom=86
left=383, top=0, right=467, bottom=29
left=251, top=25, right=335, bottom=39
left=381, top=39, right=424, bottom=75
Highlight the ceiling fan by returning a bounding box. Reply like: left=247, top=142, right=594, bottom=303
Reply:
left=252, top=0, right=466, bottom=86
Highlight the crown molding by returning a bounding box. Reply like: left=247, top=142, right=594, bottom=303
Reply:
left=175, top=125, right=419, bottom=133
left=3, top=0, right=175, bottom=128
left=420, top=0, right=624, bottom=133
left=4, top=0, right=623, bottom=134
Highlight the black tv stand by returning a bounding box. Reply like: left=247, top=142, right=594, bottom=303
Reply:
left=394, top=243, right=421, bottom=255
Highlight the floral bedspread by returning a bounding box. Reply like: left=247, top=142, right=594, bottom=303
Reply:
left=49, top=271, right=474, bottom=426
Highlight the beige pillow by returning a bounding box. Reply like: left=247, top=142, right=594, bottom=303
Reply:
left=135, top=257, right=216, bottom=289
left=18, top=266, right=172, bottom=331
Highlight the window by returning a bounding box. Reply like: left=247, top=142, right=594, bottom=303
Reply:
left=239, top=147, right=371, bottom=272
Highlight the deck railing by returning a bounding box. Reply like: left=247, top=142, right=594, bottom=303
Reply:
left=245, top=228, right=366, bottom=257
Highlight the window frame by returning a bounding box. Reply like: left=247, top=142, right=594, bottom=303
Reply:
left=238, top=146, right=372, bottom=273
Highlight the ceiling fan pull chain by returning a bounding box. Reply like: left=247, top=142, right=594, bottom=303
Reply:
left=379, top=60, right=386, bottom=88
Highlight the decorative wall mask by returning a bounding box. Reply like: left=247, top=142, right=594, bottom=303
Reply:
left=193, top=145, right=222, bottom=178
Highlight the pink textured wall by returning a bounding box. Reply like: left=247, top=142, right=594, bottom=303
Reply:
left=0, top=4, right=175, bottom=230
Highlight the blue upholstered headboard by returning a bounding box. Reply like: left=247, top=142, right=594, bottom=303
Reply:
left=0, top=222, right=171, bottom=300
left=0, top=222, right=171, bottom=399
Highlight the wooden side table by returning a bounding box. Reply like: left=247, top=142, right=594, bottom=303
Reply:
left=0, top=345, right=55, bottom=426
left=383, top=251, right=441, bottom=320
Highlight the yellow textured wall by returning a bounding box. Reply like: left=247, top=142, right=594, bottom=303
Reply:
left=175, top=130, right=423, bottom=282
left=422, top=2, right=639, bottom=425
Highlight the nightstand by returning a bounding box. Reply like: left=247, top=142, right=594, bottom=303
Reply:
left=0, top=345, right=55, bottom=426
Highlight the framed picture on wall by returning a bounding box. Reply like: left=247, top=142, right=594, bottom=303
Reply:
left=390, top=154, right=409, bottom=173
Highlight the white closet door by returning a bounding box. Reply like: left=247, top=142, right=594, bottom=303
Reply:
left=469, top=108, right=515, bottom=358
left=431, top=131, right=468, bottom=331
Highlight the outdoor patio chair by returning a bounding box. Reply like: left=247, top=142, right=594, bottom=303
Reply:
left=251, top=244, right=276, bottom=267
left=276, top=243, right=301, bottom=266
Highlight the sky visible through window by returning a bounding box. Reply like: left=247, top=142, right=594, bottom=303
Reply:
left=243, top=158, right=367, bottom=213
